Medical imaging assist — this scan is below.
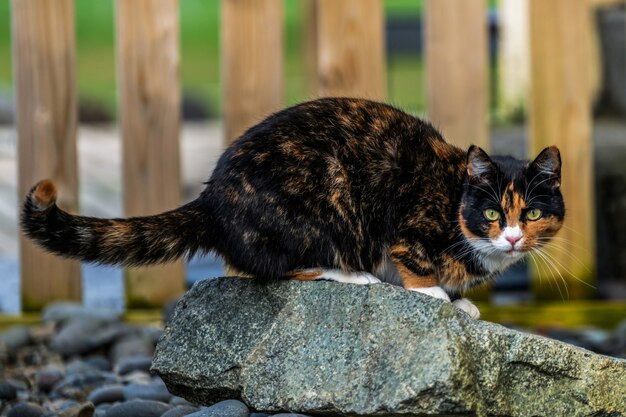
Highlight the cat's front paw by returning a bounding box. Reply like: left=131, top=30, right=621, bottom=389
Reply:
left=452, top=298, right=480, bottom=319
left=408, top=286, right=451, bottom=302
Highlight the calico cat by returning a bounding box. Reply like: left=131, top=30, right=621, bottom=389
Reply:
left=21, top=97, right=565, bottom=319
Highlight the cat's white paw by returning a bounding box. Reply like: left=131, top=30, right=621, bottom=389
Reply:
left=408, top=286, right=451, bottom=302
left=320, top=270, right=381, bottom=285
left=453, top=298, right=480, bottom=319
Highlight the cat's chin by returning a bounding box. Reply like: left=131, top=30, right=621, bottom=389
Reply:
left=481, top=248, right=525, bottom=272
left=467, top=239, right=526, bottom=272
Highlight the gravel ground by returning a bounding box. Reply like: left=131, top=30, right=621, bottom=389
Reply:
left=0, top=303, right=309, bottom=417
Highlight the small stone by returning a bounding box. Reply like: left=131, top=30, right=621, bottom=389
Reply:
left=109, top=336, right=155, bottom=364
left=43, top=303, right=121, bottom=326
left=272, top=414, right=312, bottom=417
left=116, top=354, right=152, bottom=375
left=122, top=382, right=172, bottom=402
left=0, top=380, right=18, bottom=400
left=170, top=396, right=196, bottom=407
left=36, top=365, right=64, bottom=393
left=94, top=403, right=112, bottom=417
left=57, top=402, right=96, bottom=417
left=52, top=400, right=80, bottom=411
left=0, top=326, right=31, bottom=351
left=103, top=399, right=170, bottom=417
left=83, top=356, right=112, bottom=372
left=7, top=402, right=45, bottom=417
left=120, top=370, right=152, bottom=385
left=186, top=400, right=249, bottom=417
left=86, top=385, right=124, bottom=405
left=52, top=319, right=128, bottom=357
left=249, top=413, right=270, bottom=417
left=50, top=370, right=117, bottom=401
left=160, top=405, right=201, bottom=417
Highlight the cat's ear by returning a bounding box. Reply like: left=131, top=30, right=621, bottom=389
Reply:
left=467, top=145, right=496, bottom=183
left=528, top=146, right=561, bottom=189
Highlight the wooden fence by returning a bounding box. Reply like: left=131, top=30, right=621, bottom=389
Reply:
left=10, top=0, right=607, bottom=311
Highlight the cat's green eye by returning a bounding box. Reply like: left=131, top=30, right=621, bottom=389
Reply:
left=526, top=208, right=543, bottom=221
left=484, top=209, right=500, bottom=221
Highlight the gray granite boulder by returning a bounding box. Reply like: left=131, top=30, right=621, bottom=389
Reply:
left=152, top=278, right=626, bottom=417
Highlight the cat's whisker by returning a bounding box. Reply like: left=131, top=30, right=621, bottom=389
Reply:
left=527, top=251, right=561, bottom=300
left=534, top=247, right=596, bottom=290
left=560, top=224, right=585, bottom=237
left=525, top=194, right=551, bottom=206
left=526, top=175, right=559, bottom=200
left=531, top=248, right=568, bottom=300
left=442, top=239, right=469, bottom=253
left=468, top=184, right=500, bottom=206
left=533, top=239, right=593, bottom=274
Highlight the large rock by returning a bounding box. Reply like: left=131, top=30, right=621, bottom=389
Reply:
left=152, top=278, right=626, bottom=417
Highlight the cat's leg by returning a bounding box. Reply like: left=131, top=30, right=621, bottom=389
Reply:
left=452, top=298, right=480, bottom=319
left=389, top=243, right=451, bottom=302
left=286, top=269, right=381, bottom=285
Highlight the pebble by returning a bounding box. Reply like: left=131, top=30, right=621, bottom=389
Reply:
left=50, top=370, right=117, bottom=401
left=186, top=400, right=249, bottom=417
left=6, top=402, right=45, bottom=417
left=272, top=414, right=312, bottom=417
left=116, top=354, right=153, bottom=375
left=94, top=403, right=113, bottom=417
left=36, top=365, right=65, bottom=392
left=83, top=356, right=112, bottom=372
left=43, top=303, right=121, bottom=326
left=57, top=402, right=96, bottom=417
left=52, top=320, right=128, bottom=357
left=103, top=399, right=171, bottom=417
left=250, top=413, right=270, bottom=417
left=160, top=405, right=201, bottom=417
left=87, top=385, right=125, bottom=405
left=109, top=335, right=155, bottom=364
left=0, top=379, right=18, bottom=400
left=170, top=396, right=196, bottom=407
left=122, top=381, right=172, bottom=402
left=0, top=326, right=31, bottom=352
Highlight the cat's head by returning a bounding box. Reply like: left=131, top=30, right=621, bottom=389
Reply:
left=459, top=146, right=565, bottom=267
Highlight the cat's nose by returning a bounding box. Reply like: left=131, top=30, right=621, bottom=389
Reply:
left=505, top=235, right=521, bottom=246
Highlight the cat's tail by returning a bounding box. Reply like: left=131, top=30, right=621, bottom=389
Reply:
left=21, top=180, right=212, bottom=266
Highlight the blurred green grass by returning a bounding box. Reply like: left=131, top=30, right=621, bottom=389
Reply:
left=0, top=1, right=464, bottom=118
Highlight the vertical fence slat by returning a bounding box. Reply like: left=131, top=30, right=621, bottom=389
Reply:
left=12, top=0, right=81, bottom=311
left=315, top=0, right=386, bottom=99
left=300, top=0, right=318, bottom=97
left=529, top=0, right=595, bottom=300
left=425, top=0, right=488, bottom=150
left=222, top=0, right=284, bottom=144
left=116, top=0, right=184, bottom=308
left=498, top=0, right=530, bottom=120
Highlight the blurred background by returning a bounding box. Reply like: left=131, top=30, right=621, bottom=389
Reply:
left=0, top=0, right=625, bottom=333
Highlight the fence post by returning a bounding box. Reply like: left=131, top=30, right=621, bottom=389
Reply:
left=498, top=0, right=530, bottom=120
left=222, top=0, right=284, bottom=144
left=528, top=0, right=595, bottom=300
left=315, top=0, right=386, bottom=99
left=116, top=0, right=185, bottom=308
left=424, top=0, right=488, bottom=150
left=12, top=0, right=82, bottom=311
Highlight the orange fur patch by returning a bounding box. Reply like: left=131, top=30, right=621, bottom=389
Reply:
left=32, top=180, right=57, bottom=210
left=459, top=214, right=479, bottom=240
left=438, top=255, right=475, bottom=289
left=286, top=269, right=323, bottom=281
left=521, top=216, right=563, bottom=250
